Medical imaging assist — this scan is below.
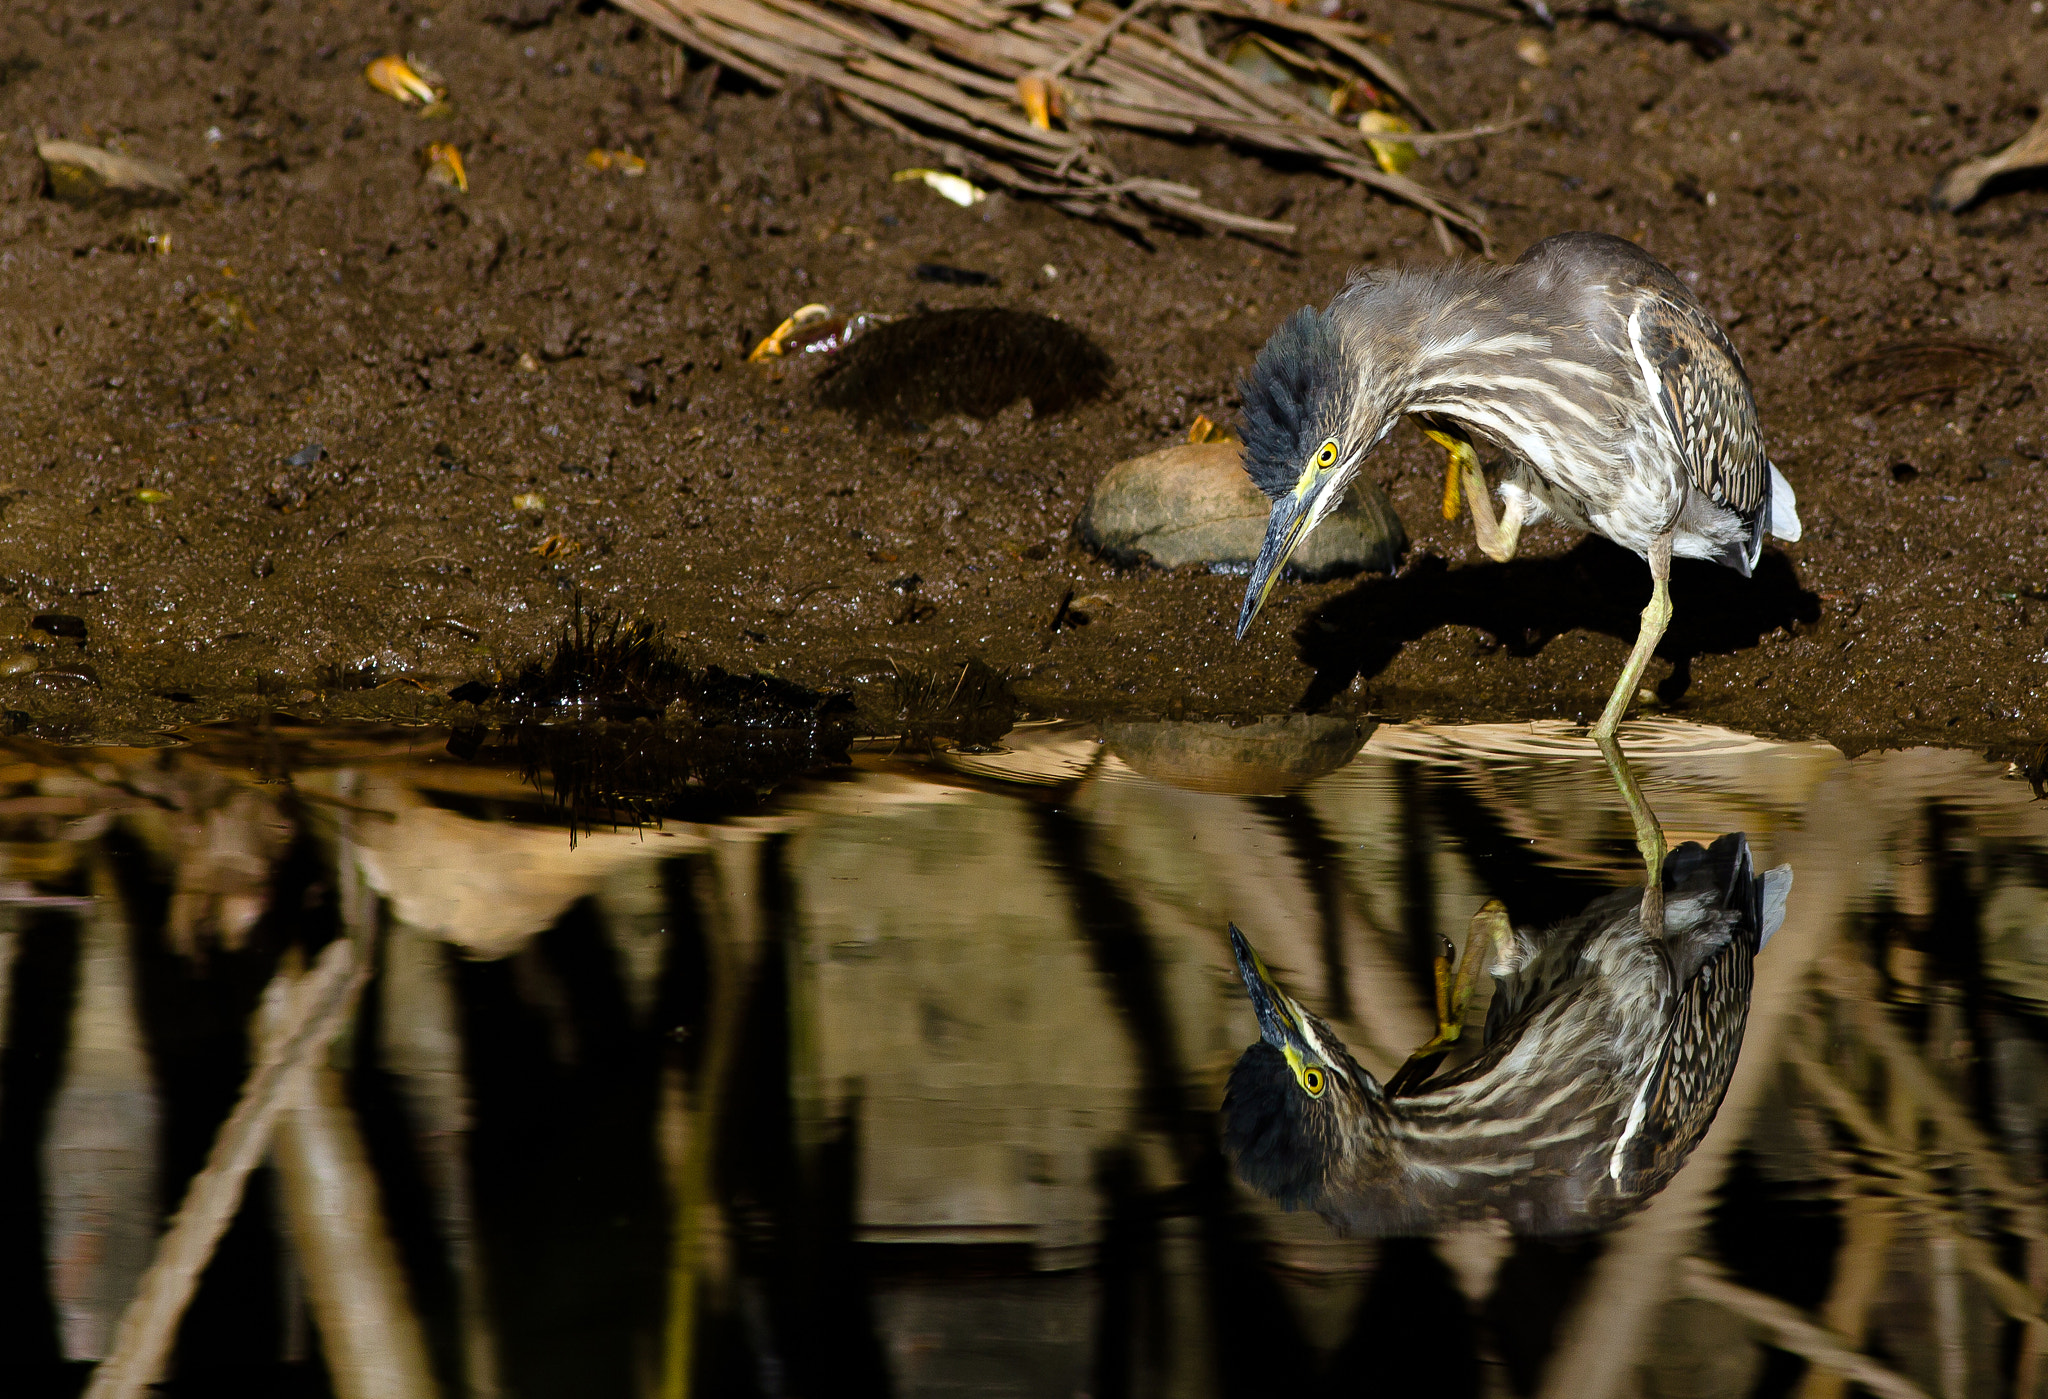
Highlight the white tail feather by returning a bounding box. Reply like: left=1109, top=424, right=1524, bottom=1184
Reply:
left=1759, top=866, right=1793, bottom=950
left=1767, top=465, right=1801, bottom=543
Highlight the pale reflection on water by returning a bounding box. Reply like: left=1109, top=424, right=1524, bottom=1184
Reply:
left=2, top=720, right=2046, bottom=1399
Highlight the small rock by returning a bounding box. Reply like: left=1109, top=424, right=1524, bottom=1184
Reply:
left=1103, top=715, right=1374, bottom=795
left=284, top=442, right=325, bottom=468
left=37, top=138, right=186, bottom=211
left=266, top=474, right=309, bottom=511
left=540, top=317, right=585, bottom=361
left=0, top=653, right=38, bottom=677
left=1076, top=442, right=1406, bottom=579
left=1515, top=35, right=1551, bottom=68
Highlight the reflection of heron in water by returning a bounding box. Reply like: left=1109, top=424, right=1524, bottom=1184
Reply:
left=1223, top=833, right=1790, bottom=1235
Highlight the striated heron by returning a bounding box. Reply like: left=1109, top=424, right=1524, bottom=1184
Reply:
left=1233, top=231, right=1802, bottom=746
left=1221, top=832, right=1790, bottom=1235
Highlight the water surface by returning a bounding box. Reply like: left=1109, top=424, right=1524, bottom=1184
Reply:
left=3, top=719, right=2045, bottom=1399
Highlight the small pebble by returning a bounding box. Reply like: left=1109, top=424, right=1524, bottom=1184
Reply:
left=513, top=491, right=546, bottom=511
left=1516, top=36, right=1551, bottom=67
left=0, top=653, right=38, bottom=677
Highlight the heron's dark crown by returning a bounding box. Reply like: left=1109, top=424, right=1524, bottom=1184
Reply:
left=1237, top=263, right=1530, bottom=500
left=1222, top=1023, right=1389, bottom=1212
left=1238, top=306, right=1347, bottom=500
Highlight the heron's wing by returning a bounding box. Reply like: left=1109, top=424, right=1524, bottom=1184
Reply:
left=1630, top=293, right=1769, bottom=520
left=1479, top=890, right=1633, bottom=1049
left=1612, top=936, right=1754, bottom=1194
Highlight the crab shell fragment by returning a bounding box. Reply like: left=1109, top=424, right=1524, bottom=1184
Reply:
left=366, top=54, right=445, bottom=106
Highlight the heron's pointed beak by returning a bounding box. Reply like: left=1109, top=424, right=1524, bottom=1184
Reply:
left=1236, top=480, right=1328, bottom=640
left=1229, top=923, right=1304, bottom=1049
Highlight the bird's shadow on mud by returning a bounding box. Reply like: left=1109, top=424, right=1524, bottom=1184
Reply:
left=1293, top=536, right=1821, bottom=712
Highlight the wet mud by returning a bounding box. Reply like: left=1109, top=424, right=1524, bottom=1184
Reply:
left=1, top=0, right=2045, bottom=753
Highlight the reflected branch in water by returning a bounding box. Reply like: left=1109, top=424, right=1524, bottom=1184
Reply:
left=267, top=962, right=440, bottom=1399
left=83, top=937, right=366, bottom=1399
left=1680, top=1257, right=1934, bottom=1399
left=377, top=917, right=502, bottom=1399
left=1796, top=1193, right=1904, bottom=1399
left=1790, top=1008, right=2048, bottom=1355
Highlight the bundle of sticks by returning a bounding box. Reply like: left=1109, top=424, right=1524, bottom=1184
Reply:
left=613, top=0, right=1509, bottom=248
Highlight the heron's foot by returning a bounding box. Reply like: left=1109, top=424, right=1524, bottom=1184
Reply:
left=1387, top=901, right=1513, bottom=1097
left=1423, top=429, right=1480, bottom=522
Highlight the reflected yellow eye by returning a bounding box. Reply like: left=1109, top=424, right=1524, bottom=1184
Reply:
left=1314, top=439, right=1339, bottom=469
left=1301, top=1067, right=1326, bottom=1096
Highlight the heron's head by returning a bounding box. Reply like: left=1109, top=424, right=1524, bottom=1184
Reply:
left=1235, top=305, right=1391, bottom=639
left=1222, top=924, right=1387, bottom=1210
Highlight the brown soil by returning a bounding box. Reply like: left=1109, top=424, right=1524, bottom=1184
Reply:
left=2, top=0, right=2045, bottom=755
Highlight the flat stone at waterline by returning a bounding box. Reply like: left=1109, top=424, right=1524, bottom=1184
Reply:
left=1076, top=443, right=1405, bottom=578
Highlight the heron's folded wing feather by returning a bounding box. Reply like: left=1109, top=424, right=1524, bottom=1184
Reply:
left=1611, top=935, right=1754, bottom=1194
left=1633, top=294, right=1769, bottom=519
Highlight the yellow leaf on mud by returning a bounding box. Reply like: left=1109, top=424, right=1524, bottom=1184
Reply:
left=1358, top=111, right=1416, bottom=176
left=892, top=168, right=987, bottom=207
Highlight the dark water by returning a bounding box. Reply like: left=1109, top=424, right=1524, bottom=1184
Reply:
left=3, top=718, right=2046, bottom=1399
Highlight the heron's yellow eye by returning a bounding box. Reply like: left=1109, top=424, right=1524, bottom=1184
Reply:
left=1314, top=439, right=1339, bottom=469
left=1301, top=1067, right=1326, bottom=1096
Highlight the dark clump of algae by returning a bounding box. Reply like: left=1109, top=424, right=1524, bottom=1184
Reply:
left=447, top=605, right=859, bottom=837
left=435, top=603, right=1023, bottom=838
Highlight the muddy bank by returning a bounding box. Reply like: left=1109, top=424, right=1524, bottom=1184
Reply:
left=0, top=0, right=2043, bottom=755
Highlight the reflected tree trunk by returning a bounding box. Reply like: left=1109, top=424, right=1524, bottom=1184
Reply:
left=43, top=860, right=159, bottom=1362
left=661, top=836, right=766, bottom=1399
left=269, top=977, right=439, bottom=1399
left=274, top=799, right=437, bottom=1399
left=381, top=917, right=500, bottom=1399
left=1795, top=1195, right=1902, bottom=1399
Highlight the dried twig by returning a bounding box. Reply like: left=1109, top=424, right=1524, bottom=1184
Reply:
left=1044, top=0, right=1156, bottom=76
left=615, top=0, right=1490, bottom=247
left=1931, top=100, right=2048, bottom=212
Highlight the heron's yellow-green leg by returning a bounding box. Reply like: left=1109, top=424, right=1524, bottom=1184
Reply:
left=1591, top=532, right=1674, bottom=745
left=1594, top=709, right=1670, bottom=937
left=1387, top=901, right=1514, bottom=1095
